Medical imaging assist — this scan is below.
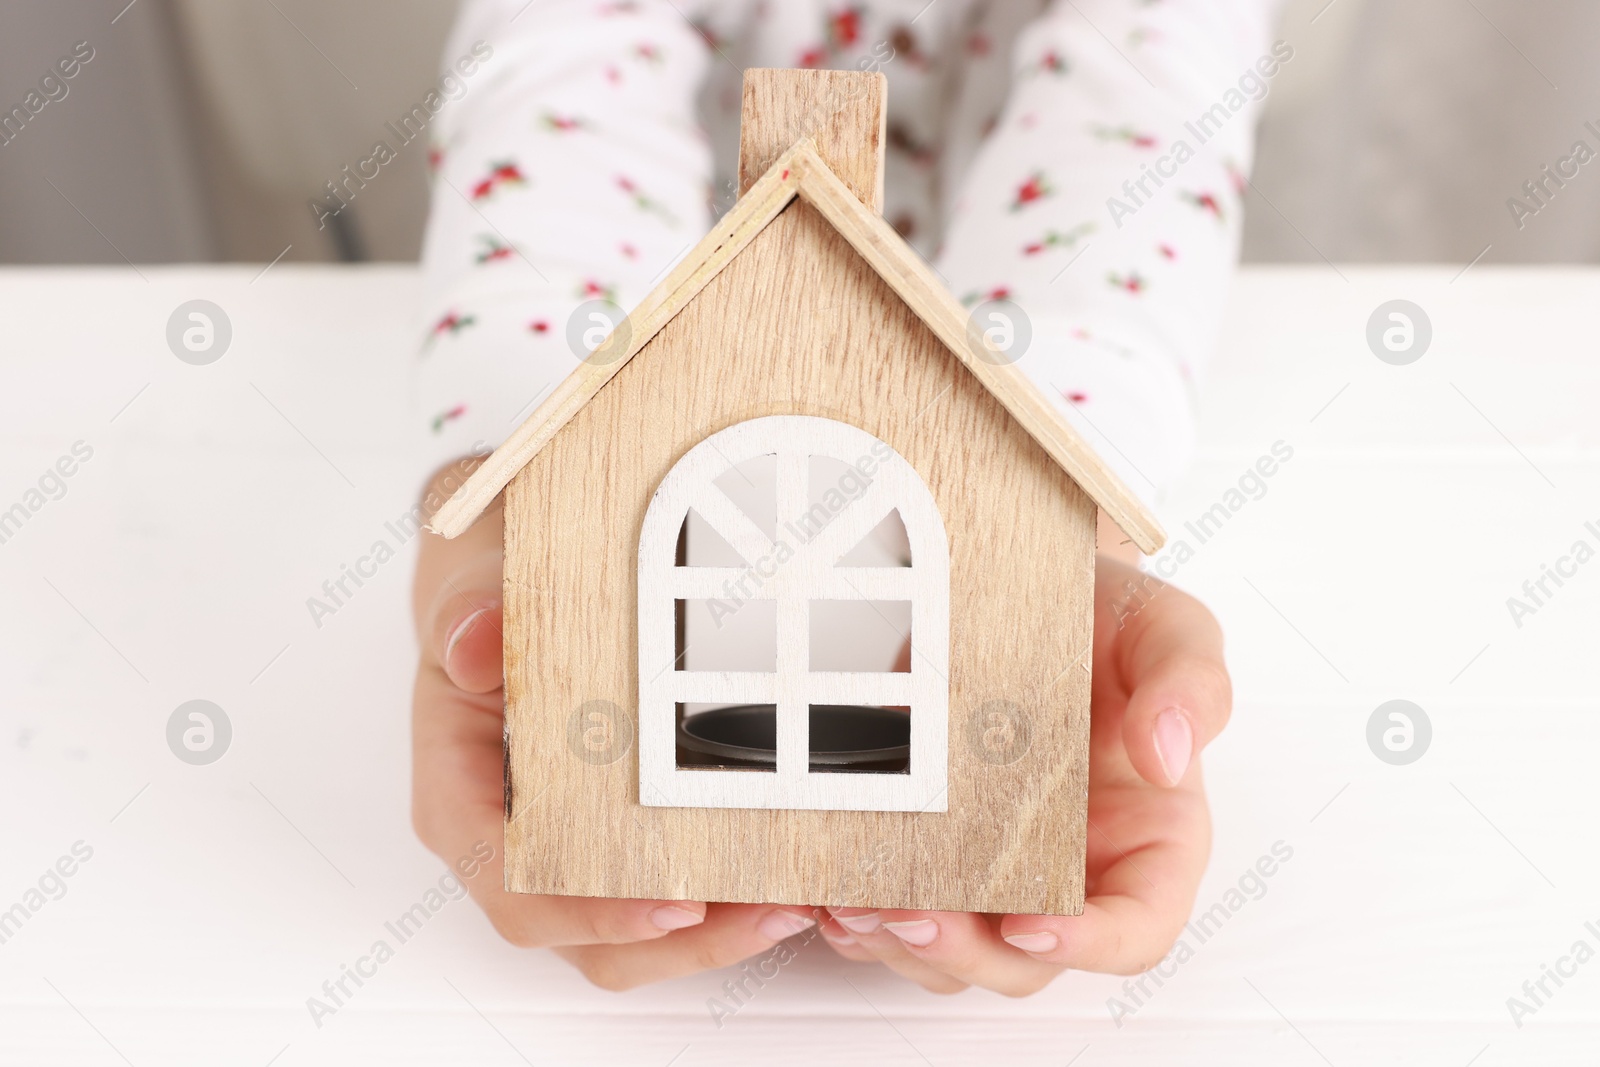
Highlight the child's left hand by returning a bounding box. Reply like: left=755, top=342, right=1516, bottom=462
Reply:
left=822, top=540, right=1230, bottom=996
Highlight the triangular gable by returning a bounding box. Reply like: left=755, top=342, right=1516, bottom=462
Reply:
left=430, top=138, right=1165, bottom=555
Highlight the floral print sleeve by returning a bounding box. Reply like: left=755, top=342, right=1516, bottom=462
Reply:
left=415, top=0, right=714, bottom=467
left=417, top=0, right=1284, bottom=507
left=936, top=0, right=1284, bottom=504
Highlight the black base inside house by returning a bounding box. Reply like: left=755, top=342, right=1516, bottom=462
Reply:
left=676, top=704, right=911, bottom=773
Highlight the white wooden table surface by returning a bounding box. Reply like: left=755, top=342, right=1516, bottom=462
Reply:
left=3, top=265, right=1598, bottom=1065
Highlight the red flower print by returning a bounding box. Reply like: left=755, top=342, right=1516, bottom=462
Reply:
left=1108, top=271, right=1147, bottom=294
left=620, top=243, right=638, bottom=259
left=1224, top=159, right=1247, bottom=196
left=615, top=175, right=678, bottom=225
left=433, top=311, right=472, bottom=335
left=828, top=8, right=862, bottom=48
left=541, top=113, right=585, bottom=132
left=1010, top=172, right=1053, bottom=211
left=580, top=279, right=619, bottom=302
left=529, top=319, right=550, bottom=334
left=967, top=32, right=991, bottom=56
left=1035, top=51, right=1068, bottom=76
left=1064, top=391, right=1088, bottom=404
left=424, top=310, right=476, bottom=350
left=471, top=160, right=527, bottom=201
left=426, top=146, right=443, bottom=171
left=634, top=43, right=662, bottom=63
left=1093, top=125, right=1158, bottom=148
left=605, top=65, right=622, bottom=84
left=1182, top=191, right=1224, bottom=220
left=797, top=6, right=866, bottom=68
left=1022, top=222, right=1094, bottom=256
left=430, top=404, right=467, bottom=434
left=960, top=286, right=1013, bottom=307
left=474, top=236, right=514, bottom=264
left=1158, top=243, right=1177, bottom=260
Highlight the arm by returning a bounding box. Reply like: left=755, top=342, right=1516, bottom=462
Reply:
left=414, top=0, right=714, bottom=463
left=936, top=0, right=1287, bottom=506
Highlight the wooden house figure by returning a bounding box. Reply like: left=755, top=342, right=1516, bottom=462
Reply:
left=431, top=69, right=1165, bottom=915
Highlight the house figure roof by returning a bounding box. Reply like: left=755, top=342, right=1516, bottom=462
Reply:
left=430, top=135, right=1166, bottom=555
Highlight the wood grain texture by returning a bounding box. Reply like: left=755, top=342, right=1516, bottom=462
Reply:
left=738, top=68, right=885, bottom=210
left=503, top=197, right=1098, bottom=914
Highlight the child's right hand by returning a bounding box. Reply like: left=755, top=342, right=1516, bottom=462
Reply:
left=410, top=464, right=818, bottom=990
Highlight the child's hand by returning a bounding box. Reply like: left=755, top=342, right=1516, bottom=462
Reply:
left=410, top=465, right=817, bottom=991
left=822, top=522, right=1229, bottom=996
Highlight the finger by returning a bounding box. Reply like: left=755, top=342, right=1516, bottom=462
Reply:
left=1104, top=572, right=1231, bottom=787
left=411, top=655, right=705, bottom=948
left=558, top=904, right=822, bottom=991
left=868, top=909, right=1062, bottom=997
left=430, top=593, right=504, bottom=694
left=413, top=731, right=708, bottom=947
left=418, top=525, right=503, bottom=694
left=815, top=912, right=879, bottom=963
left=825, top=909, right=969, bottom=994
left=414, top=466, right=505, bottom=693
left=423, top=791, right=710, bottom=950
left=998, top=820, right=1209, bottom=974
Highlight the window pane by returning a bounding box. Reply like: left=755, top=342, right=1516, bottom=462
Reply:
left=835, top=508, right=911, bottom=567
left=809, top=600, right=910, bottom=672
left=679, top=508, right=750, bottom=567
left=799, top=454, right=876, bottom=543
left=675, top=703, right=778, bottom=772
left=713, top=453, right=776, bottom=540
left=807, top=705, right=910, bottom=774
left=678, top=598, right=777, bottom=672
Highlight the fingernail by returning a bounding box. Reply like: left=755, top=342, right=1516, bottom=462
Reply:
left=649, top=905, right=705, bottom=931
left=1154, top=707, right=1193, bottom=785
left=444, top=607, right=488, bottom=670
left=758, top=911, right=816, bottom=940
left=882, top=919, right=939, bottom=948
left=832, top=911, right=881, bottom=934
left=821, top=924, right=856, bottom=945
left=1003, top=931, right=1059, bottom=954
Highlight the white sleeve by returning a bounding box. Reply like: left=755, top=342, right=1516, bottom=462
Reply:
left=413, top=0, right=712, bottom=468
left=936, top=0, right=1285, bottom=507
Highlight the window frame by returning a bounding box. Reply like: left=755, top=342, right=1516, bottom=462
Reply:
left=637, top=415, right=949, bottom=812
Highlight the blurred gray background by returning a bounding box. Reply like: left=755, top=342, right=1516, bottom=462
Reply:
left=1, top=0, right=1595, bottom=266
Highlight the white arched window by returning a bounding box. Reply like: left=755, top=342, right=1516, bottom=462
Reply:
left=637, top=415, right=949, bottom=812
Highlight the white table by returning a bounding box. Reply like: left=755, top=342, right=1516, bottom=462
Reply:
left=3, top=265, right=1597, bottom=1065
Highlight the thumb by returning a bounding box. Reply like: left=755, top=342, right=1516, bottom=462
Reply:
left=1107, top=573, right=1231, bottom=787
left=430, top=586, right=504, bottom=694
left=417, top=520, right=504, bottom=694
